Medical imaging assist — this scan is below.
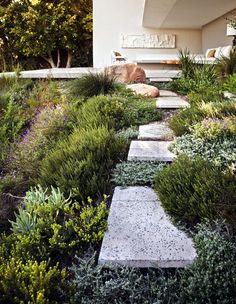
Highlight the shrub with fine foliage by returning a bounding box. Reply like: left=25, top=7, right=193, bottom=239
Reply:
left=154, top=156, right=236, bottom=227
left=39, top=126, right=128, bottom=200
left=0, top=258, right=66, bottom=304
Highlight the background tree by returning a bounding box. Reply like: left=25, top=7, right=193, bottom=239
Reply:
left=0, top=0, right=92, bottom=70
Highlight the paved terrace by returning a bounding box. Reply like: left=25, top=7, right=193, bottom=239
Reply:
left=0, top=68, right=180, bottom=81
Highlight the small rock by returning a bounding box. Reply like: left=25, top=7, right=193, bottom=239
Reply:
left=127, top=83, right=160, bottom=97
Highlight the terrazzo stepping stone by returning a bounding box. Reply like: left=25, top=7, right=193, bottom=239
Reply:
left=128, top=141, right=176, bottom=162
left=156, top=97, right=189, bottom=109
left=138, top=122, right=174, bottom=140
left=159, top=90, right=178, bottom=97
left=99, top=187, right=197, bottom=268
left=224, top=91, right=236, bottom=100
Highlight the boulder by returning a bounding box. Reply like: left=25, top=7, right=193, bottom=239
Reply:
left=127, top=83, right=160, bottom=97
left=106, top=63, right=146, bottom=83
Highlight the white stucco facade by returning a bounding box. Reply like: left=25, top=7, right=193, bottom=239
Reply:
left=93, top=0, right=236, bottom=68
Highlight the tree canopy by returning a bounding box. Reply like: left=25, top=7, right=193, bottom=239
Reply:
left=0, top=0, right=92, bottom=70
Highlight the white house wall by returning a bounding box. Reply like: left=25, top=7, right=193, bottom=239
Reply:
left=93, top=0, right=202, bottom=68
left=202, top=10, right=236, bottom=52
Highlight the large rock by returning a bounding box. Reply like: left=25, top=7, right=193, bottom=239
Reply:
left=127, top=83, right=160, bottom=97
left=106, top=63, right=146, bottom=83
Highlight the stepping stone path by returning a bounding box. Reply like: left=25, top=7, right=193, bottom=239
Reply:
left=138, top=122, right=174, bottom=141
left=99, top=90, right=196, bottom=268
left=128, top=141, right=176, bottom=162
left=159, top=90, right=178, bottom=97
left=156, top=96, right=189, bottom=109
left=99, top=187, right=197, bottom=268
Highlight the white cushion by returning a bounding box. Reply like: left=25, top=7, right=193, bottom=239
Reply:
left=214, top=47, right=222, bottom=59
left=220, top=45, right=232, bottom=58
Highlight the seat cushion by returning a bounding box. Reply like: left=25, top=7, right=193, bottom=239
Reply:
left=206, top=48, right=216, bottom=58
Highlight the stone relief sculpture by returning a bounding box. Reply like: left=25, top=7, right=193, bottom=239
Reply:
left=121, top=34, right=176, bottom=49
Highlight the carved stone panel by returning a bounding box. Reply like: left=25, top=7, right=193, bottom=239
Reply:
left=121, top=34, right=176, bottom=49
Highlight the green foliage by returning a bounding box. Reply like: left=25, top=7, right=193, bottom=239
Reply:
left=187, top=86, right=223, bottom=105
left=26, top=79, right=63, bottom=107
left=112, top=161, right=164, bottom=186
left=216, top=50, right=236, bottom=78
left=154, top=156, right=236, bottom=228
left=178, top=49, right=195, bottom=78
left=171, top=134, right=236, bottom=170
left=7, top=186, right=109, bottom=261
left=169, top=100, right=236, bottom=136
left=116, top=127, right=139, bottom=141
left=67, top=94, right=161, bottom=131
left=39, top=127, right=128, bottom=200
left=224, top=73, right=236, bottom=94
left=0, top=0, right=92, bottom=69
left=68, top=223, right=236, bottom=304
left=177, top=222, right=236, bottom=303
left=75, top=95, right=124, bottom=131
left=0, top=257, right=66, bottom=304
left=68, top=72, right=117, bottom=98
left=169, top=105, right=205, bottom=136
left=8, top=102, right=78, bottom=180
left=68, top=252, right=161, bottom=304
left=0, top=99, right=25, bottom=168
left=170, top=51, right=218, bottom=95
left=121, top=95, right=162, bottom=128
left=192, top=117, right=236, bottom=140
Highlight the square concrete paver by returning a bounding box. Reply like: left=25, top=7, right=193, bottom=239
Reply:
left=156, top=97, right=189, bottom=109
left=128, top=141, right=176, bottom=162
left=138, top=122, right=174, bottom=140
left=159, top=90, right=178, bottom=97
left=99, top=187, right=197, bottom=268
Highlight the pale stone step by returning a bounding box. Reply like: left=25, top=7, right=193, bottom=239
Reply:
left=99, top=187, right=197, bottom=268
left=149, top=78, right=173, bottom=82
left=223, top=91, right=236, bottom=99
left=128, top=141, right=176, bottom=162
left=145, top=70, right=180, bottom=79
left=138, top=122, right=174, bottom=140
left=159, top=90, right=178, bottom=97
left=0, top=67, right=102, bottom=79
left=156, top=97, right=189, bottom=109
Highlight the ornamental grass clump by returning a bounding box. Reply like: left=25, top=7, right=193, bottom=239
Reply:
left=169, top=49, right=219, bottom=95
left=154, top=156, right=236, bottom=228
left=223, top=73, right=236, bottom=94
left=68, top=71, right=117, bottom=98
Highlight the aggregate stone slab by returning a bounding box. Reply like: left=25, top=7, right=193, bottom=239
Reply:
left=159, top=90, right=178, bottom=97
left=99, top=187, right=197, bottom=268
left=156, top=97, right=189, bottom=109
left=128, top=141, right=176, bottom=162
left=138, top=122, right=174, bottom=140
